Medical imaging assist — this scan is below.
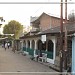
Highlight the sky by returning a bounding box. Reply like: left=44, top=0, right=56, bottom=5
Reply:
left=0, top=0, right=75, bottom=33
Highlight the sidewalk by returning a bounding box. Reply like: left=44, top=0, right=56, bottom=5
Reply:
left=15, top=50, right=60, bottom=72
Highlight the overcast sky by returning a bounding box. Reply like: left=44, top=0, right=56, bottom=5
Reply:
left=0, top=0, right=75, bottom=28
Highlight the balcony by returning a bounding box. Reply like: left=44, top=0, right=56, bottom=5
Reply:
left=30, top=28, right=40, bottom=33
left=30, top=19, right=40, bottom=28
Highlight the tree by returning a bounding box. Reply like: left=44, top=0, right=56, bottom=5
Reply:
left=3, top=20, right=23, bottom=39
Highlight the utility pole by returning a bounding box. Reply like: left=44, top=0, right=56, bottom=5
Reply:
left=60, top=0, right=63, bottom=73
left=65, top=0, right=67, bottom=22
left=64, top=0, right=68, bottom=72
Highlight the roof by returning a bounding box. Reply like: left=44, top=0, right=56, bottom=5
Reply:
left=38, top=22, right=75, bottom=35
left=30, top=12, right=61, bottom=23
left=30, top=16, right=38, bottom=22
left=20, top=22, right=75, bottom=39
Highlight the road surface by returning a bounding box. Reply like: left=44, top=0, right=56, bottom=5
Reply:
left=0, top=46, right=59, bottom=75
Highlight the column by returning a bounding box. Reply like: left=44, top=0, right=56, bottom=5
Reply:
left=21, top=40, right=23, bottom=47
left=46, top=40, right=48, bottom=51
left=53, top=39, right=56, bottom=60
left=34, top=40, right=37, bottom=56
left=26, top=40, right=28, bottom=51
left=21, top=40, right=23, bottom=51
left=30, top=40, right=32, bottom=49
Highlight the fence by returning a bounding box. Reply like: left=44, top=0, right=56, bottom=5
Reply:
left=23, top=47, right=53, bottom=59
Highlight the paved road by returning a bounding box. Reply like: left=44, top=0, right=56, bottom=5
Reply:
left=0, top=46, right=60, bottom=75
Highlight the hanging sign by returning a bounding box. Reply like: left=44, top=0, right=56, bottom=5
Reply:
left=41, top=35, right=46, bottom=43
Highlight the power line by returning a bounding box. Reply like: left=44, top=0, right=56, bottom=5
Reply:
left=31, top=7, right=43, bottom=16
left=0, top=2, right=74, bottom=4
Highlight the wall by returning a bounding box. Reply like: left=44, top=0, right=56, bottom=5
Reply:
left=39, top=14, right=60, bottom=31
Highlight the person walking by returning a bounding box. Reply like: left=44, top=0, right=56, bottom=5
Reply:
left=3, top=41, right=6, bottom=48
left=5, top=43, right=7, bottom=51
left=7, top=42, right=10, bottom=49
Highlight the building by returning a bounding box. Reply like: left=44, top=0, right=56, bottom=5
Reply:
left=20, top=12, right=72, bottom=67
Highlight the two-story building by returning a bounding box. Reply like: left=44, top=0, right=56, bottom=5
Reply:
left=20, top=12, right=72, bottom=66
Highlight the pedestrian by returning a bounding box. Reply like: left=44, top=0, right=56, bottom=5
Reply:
left=7, top=42, right=10, bottom=49
left=3, top=41, right=6, bottom=48
left=2, top=44, right=4, bottom=48
left=5, top=43, right=7, bottom=51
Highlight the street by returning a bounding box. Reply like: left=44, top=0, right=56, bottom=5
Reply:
left=0, top=46, right=58, bottom=75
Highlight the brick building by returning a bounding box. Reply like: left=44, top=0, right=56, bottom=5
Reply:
left=20, top=12, right=72, bottom=66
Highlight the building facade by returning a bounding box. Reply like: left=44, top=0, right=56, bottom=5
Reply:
left=20, top=12, right=72, bottom=67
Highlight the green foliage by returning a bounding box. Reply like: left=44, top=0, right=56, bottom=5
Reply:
left=3, top=20, right=23, bottom=39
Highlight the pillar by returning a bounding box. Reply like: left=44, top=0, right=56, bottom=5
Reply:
left=52, top=39, right=56, bottom=64
left=26, top=40, right=28, bottom=51
left=30, top=40, right=32, bottom=49
left=53, top=40, right=56, bottom=60
left=21, top=40, right=23, bottom=47
left=46, top=40, right=48, bottom=51
left=21, top=40, right=23, bottom=51
left=34, top=40, right=37, bottom=56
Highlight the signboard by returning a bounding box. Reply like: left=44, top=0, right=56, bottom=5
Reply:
left=41, top=35, right=46, bottom=43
